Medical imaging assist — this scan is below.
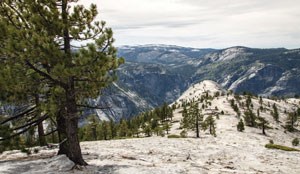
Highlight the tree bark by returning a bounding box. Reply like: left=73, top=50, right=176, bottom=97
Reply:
left=37, top=122, right=46, bottom=146
left=196, top=113, right=199, bottom=138
left=57, top=109, right=68, bottom=155
left=92, top=126, right=97, bottom=140
left=64, top=85, right=87, bottom=165
left=262, top=123, right=266, bottom=135
left=35, top=94, right=47, bottom=146
left=60, top=0, right=87, bottom=165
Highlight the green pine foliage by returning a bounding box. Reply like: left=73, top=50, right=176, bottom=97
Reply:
left=78, top=103, right=174, bottom=140
left=272, top=103, right=279, bottom=122
left=180, top=102, right=203, bottom=138
left=245, top=95, right=252, bottom=108
left=0, top=120, right=15, bottom=153
left=203, top=115, right=217, bottom=137
left=257, top=116, right=269, bottom=135
left=180, top=130, right=187, bottom=138
left=230, top=99, right=241, bottom=117
left=285, top=112, right=298, bottom=132
left=78, top=114, right=101, bottom=141
left=118, top=119, right=129, bottom=137
left=143, top=123, right=152, bottom=137
left=243, top=109, right=257, bottom=127
left=292, top=138, right=299, bottom=146
left=259, top=96, right=263, bottom=105
left=167, top=134, right=181, bottom=138
left=0, top=0, right=124, bottom=165
left=265, top=143, right=300, bottom=152
left=163, top=121, right=171, bottom=135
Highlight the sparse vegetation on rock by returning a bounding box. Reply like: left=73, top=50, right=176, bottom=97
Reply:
left=237, top=119, right=245, bottom=132
left=265, top=143, right=300, bottom=152
left=292, top=138, right=299, bottom=146
left=203, top=115, right=217, bottom=137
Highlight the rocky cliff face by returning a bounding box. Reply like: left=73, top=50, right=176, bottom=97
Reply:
left=93, top=45, right=300, bottom=120
left=194, top=47, right=300, bottom=96
left=89, top=82, right=150, bottom=121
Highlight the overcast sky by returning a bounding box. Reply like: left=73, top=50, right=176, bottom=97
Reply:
left=81, top=0, right=300, bottom=49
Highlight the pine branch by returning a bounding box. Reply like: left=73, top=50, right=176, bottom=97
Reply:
left=76, top=104, right=111, bottom=110
left=3, top=2, right=30, bottom=29
left=70, top=44, right=89, bottom=49
left=3, top=11, right=22, bottom=29
left=73, top=78, right=107, bottom=83
left=101, top=40, right=110, bottom=53
left=12, top=114, right=48, bottom=131
left=0, top=106, right=36, bottom=125
left=35, top=5, right=51, bottom=26
left=44, top=128, right=57, bottom=136
left=25, top=60, right=67, bottom=88
left=0, top=114, right=47, bottom=141
left=25, top=113, right=38, bottom=124
left=49, top=115, right=58, bottom=127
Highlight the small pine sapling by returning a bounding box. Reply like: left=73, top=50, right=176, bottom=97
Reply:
left=237, top=119, right=245, bottom=132
left=292, top=138, right=299, bottom=146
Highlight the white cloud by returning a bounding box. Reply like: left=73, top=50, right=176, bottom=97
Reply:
left=80, top=0, right=300, bottom=48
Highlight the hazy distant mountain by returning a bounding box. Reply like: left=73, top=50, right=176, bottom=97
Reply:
left=118, top=45, right=215, bottom=66
left=93, top=45, right=300, bottom=120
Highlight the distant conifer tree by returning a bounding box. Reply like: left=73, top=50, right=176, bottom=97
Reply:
left=285, top=112, right=298, bottom=132
left=180, top=102, right=203, bottom=138
left=257, top=117, right=269, bottom=135
left=272, top=104, right=279, bottom=122
left=237, top=119, right=245, bottom=132
left=244, top=109, right=256, bottom=127
left=203, top=115, right=216, bottom=137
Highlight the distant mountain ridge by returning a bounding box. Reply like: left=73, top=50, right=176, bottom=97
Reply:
left=92, top=45, right=300, bottom=121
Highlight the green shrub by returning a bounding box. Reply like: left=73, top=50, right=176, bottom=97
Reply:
left=21, top=148, right=32, bottom=155
left=34, top=148, right=40, bottom=154
left=237, top=119, right=245, bottom=132
left=0, top=146, right=5, bottom=154
left=159, top=129, right=165, bottom=137
left=167, top=134, right=181, bottom=138
left=269, top=139, right=274, bottom=144
left=180, top=130, right=187, bottom=138
left=292, top=138, right=299, bottom=146
left=265, top=143, right=300, bottom=151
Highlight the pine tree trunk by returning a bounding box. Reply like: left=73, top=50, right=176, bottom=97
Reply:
left=64, top=86, right=87, bottom=165
left=60, top=0, right=87, bottom=165
left=92, top=126, right=97, bottom=140
left=57, top=110, right=68, bottom=155
left=196, top=114, right=199, bottom=138
left=35, top=94, right=47, bottom=146
left=37, top=122, right=46, bottom=146
left=104, top=132, right=107, bottom=140
left=65, top=114, right=86, bottom=165
left=51, top=122, right=56, bottom=143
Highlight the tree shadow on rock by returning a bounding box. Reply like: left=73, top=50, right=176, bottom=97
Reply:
left=95, top=164, right=131, bottom=174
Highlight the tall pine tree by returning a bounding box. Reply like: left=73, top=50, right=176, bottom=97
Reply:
left=0, top=0, right=123, bottom=165
left=181, top=102, right=203, bottom=138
